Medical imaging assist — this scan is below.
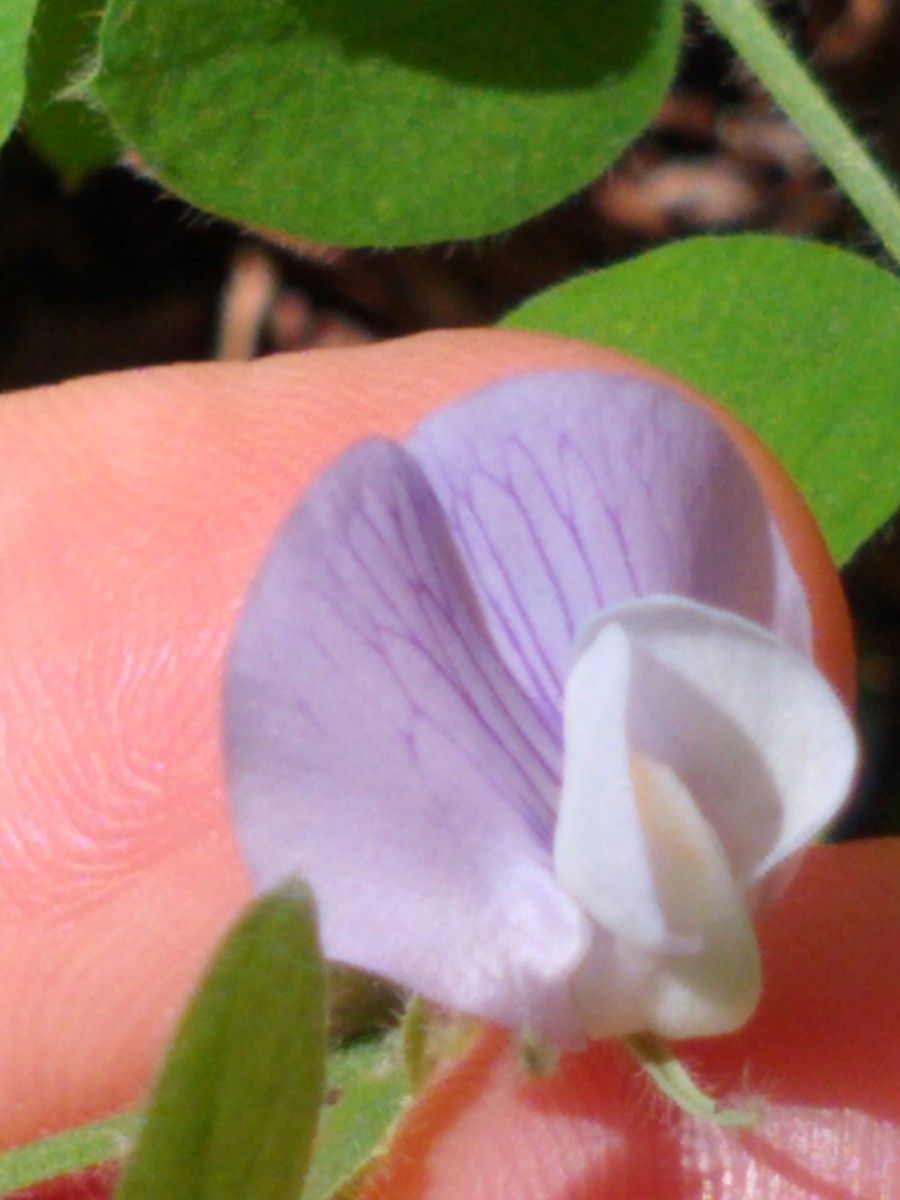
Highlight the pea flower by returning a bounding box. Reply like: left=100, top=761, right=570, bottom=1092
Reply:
left=223, top=370, right=856, bottom=1047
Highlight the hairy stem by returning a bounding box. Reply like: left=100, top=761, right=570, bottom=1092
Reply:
left=694, top=0, right=900, bottom=267
left=626, top=1033, right=758, bottom=1127
left=0, top=1111, right=141, bottom=1192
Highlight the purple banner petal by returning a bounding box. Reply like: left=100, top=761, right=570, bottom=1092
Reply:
left=407, top=372, right=811, bottom=721
left=225, top=370, right=831, bottom=1045
left=224, top=439, right=588, bottom=1041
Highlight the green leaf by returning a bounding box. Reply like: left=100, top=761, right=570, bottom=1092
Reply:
left=302, top=1036, right=409, bottom=1200
left=0, top=1112, right=141, bottom=1193
left=0, top=0, right=40, bottom=148
left=505, top=235, right=900, bottom=563
left=23, top=0, right=118, bottom=181
left=90, top=0, right=680, bottom=247
left=115, top=881, right=327, bottom=1200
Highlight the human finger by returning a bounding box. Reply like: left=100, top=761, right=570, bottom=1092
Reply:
left=6, top=328, right=824, bottom=1146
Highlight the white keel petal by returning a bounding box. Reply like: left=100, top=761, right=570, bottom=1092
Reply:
left=553, top=593, right=856, bottom=1040
left=611, top=754, right=760, bottom=1039
left=576, top=595, right=858, bottom=887
left=554, top=623, right=677, bottom=950
left=554, top=626, right=760, bottom=1038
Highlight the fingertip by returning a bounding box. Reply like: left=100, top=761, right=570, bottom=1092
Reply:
left=0, top=834, right=249, bottom=1149
left=0, top=326, right=858, bottom=1155
left=0, top=329, right=627, bottom=1146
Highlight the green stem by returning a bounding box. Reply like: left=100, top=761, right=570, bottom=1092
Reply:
left=0, top=1111, right=141, bottom=1193
left=625, top=1033, right=758, bottom=1127
left=693, top=0, right=900, bottom=267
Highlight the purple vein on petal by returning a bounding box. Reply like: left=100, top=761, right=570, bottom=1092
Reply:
left=407, top=371, right=812, bottom=706
left=341, top=472, right=560, bottom=808
left=328, top=486, right=551, bottom=824
left=436, top=466, right=565, bottom=726
left=224, top=439, right=591, bottom=1035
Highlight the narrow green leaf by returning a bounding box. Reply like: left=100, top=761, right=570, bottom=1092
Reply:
left=115, top=881, right=327, bottom=1200
left=505, top=235, right=900, bottom=563
left=23, top=0, right=118, bottom=181
left=0, top=0, right=40, bottom=147
left=0, top=1112, right=141, bottom=1193
left=90, top=0, right=680, bottom=247
left=302, top=1036, right=409, bottom=1200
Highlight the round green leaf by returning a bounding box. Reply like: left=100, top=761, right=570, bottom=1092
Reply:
left=24, top=0, right=118, bottom=181
left=0, top=0, right=40, bottom=147
left=505, top=235, right=900, bottom=563
left=90, top=0, right=680, bottom=247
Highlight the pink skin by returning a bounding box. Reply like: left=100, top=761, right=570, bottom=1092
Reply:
left=361, top=840, right=900, bottom=1200
left=0, top=329, right=882, bottom=1200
